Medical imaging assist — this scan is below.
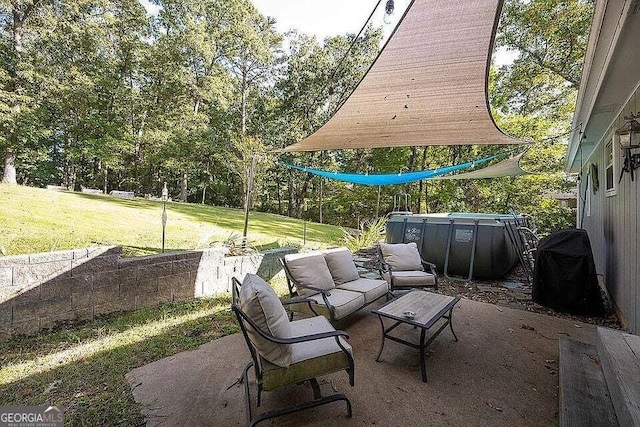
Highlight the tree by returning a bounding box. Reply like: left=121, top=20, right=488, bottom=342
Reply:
left=0, top=0, right=49, bottom=184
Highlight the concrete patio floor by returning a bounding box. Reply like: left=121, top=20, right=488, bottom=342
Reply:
left=126, top=297, right=596, bottom=426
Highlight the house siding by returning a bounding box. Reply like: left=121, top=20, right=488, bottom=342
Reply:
left=579, top=86, right=640, bottom=334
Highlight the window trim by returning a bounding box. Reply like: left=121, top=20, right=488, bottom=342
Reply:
left=604, top=136, right=618, bottom=197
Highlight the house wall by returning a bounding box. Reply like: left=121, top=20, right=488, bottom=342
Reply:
left=579, top=85, right=640, bottom=333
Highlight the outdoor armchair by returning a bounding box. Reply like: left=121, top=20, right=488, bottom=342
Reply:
left=231, top=274, right=354, bottom=427
left=378, top=242, right=438, bottom=291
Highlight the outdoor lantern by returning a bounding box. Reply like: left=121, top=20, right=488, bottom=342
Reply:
left=161, top=182, right=168, bottom=202
left=383, top=0, right=395, bottom=24
left=385, top=0, right=395, bottom=15
left=617, top=114, right=640, bottom=149
left=161, top=182, right=168, bottom=253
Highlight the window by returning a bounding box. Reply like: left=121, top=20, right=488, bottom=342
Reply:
left=605, top=139, right=617, bottom=196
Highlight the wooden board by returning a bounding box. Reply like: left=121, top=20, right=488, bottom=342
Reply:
left=597, top=327, right=640, bottom=426
left=559, top=338, right=618, bottom=426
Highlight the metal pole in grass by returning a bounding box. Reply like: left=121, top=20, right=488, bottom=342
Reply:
left=161, top=182, right=168, bottom=253
left=242, top=151, right=257, bottom=249
left=303, top=199, right=308, bottom=246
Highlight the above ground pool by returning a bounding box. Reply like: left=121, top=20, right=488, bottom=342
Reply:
left=385, top=213, right=521, bottom=280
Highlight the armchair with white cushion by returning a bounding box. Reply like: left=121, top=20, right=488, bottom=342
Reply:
left=231, top=274, right=354, bottom=426
left=377, top=242, right=438, bottom=291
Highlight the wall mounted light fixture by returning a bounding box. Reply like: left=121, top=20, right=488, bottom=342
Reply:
left=617, top=113, right=640, bottom=182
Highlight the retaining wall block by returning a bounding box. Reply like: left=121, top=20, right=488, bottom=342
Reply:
left=38, top=295, right=72, bottom=318
left=71, top=290, right=93, bottom=310
left=13, top=261, right=72, bottom=287
left=39, top=308, right=78, bottom=330
left=93, top=269, right=131, bottom=289
left=118, top=253, right=175, bottom=269
left=125, top=278, right=159, bottom=297
left=0, top=255, right=30, bottom=268
left=173, top=280, right=196, bottom=301
left=12, top=300, right=40, bottom=324
left=136, top=261, right=173, bottom=281
left=0, top=267, right=13, bottom=287
left=11, top=285, right=41, bottom=304
left=71, top=255, right=119, bottom=275
left=29, top=250, right=75, bottom=264
left=172, top=258, right=200, bottom=274
left=173, top=251, right=203, bottom=261
left=0, top=304, right=12, bottom=328
left=40, top=275, right=92, bottom=300
left=12, top=319, right=39, bottom=336
left=72, top=248, right=89, bottom=260
left=92, top=283, right=120, bottom=304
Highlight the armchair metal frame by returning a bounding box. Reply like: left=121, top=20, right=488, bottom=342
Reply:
left=377, top=245, right=438, bottom=291
left=280, top=258, right=390, bottom=322
left=231, top=277, right=354, bottom=427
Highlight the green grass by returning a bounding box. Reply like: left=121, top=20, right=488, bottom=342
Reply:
left=0, top=295, right=239, bottom=425
left=0, top=184, right=344, bottom=256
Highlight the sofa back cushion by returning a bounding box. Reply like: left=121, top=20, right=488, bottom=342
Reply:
left=323, top=248, right=360, bottom=285
left=379, top=242, right=423, bottom=271
left=240, top=274, right=292, bottom=368
left=284, top=253, right=335, bottom=297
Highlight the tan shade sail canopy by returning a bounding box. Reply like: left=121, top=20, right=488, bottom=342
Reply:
left=438, top=151, right=530, bottom=180
left=285, top=0, right=529, bottom=152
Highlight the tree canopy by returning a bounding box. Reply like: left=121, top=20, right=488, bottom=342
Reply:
left=0, top=0, right=592, bottom=235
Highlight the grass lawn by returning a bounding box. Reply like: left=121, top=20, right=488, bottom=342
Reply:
left=0, top=295, right=240, bottom=425
left=0, top=184, right=344, bottom=256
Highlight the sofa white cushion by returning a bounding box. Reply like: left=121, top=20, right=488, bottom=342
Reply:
left=384, top=270, right=436, bottom=288
left=337, top=278, right=389, bottom=303
left=380, top=242, right=423, bottom=271
left=305, top=289, right=365, bottom=320
left=284, top=254, right=335, bottom=297
left=323, top=248, right=360, bottom=285
left=240, top=274, right=292, bottom=368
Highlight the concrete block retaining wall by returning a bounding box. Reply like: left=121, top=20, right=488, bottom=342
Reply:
left=0, top=246, right=296, bottom=341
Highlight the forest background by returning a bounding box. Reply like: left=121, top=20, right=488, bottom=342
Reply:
left=0, top=0, right=592, bottom=234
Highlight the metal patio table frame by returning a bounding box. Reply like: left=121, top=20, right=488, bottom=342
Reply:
left=372, top=290, right=460, bottom=382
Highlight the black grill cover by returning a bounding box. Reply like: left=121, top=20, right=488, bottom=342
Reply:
left=533, top=229, right=604, bottom=316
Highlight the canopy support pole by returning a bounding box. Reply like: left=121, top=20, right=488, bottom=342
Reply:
left=242, top=151, right=257, bottom=248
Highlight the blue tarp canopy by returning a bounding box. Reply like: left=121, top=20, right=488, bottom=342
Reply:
left=283, top=152, right=504, bottom=186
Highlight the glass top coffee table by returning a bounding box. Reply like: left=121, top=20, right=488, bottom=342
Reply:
left=372, top=290, right=460, bottom=382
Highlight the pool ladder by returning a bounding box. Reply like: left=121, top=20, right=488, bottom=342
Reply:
left=398, top=217, right=480, bottom=282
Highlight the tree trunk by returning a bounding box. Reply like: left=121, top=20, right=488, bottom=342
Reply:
left=287, top=173, right=294, bottom=217
left=276, top=177, right=282, bottom=215
left=180, top=170, right=188, bottom=202
left=241, top=58, right=248, bottom=134
left=103, top=163, right=108, bottom=194
left=2, top=9, right=24, bottom=185
left=2, top=150, right=17, bottom=184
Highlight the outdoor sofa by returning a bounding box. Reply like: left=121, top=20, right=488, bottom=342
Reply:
left=281, top=247, right=390, bottom=322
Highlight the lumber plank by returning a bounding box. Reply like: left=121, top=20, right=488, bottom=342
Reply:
left=597, top=327, right=640, bottom=426
left=559, top=338, right=618, bottom=426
